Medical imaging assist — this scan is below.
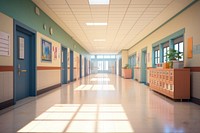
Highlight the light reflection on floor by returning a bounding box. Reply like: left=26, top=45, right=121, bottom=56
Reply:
left=18, top=104, right=134, bottom=133
left=90, top=78, right=111, bottom=82
left=74, top=85, right=115, bottom=91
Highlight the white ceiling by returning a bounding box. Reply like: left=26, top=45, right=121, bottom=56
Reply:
left=32, top=0, right=193, bottom=54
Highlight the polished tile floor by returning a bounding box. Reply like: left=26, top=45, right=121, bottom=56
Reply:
left=0, top=74, right=200, bottom=133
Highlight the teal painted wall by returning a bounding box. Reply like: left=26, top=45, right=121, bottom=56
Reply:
left=0, top=0, right=89, bottom=56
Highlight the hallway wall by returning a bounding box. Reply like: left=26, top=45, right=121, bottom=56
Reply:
left=36, top=32, right=61, bottom=91
left=0, top=0, right=90, bottom=108
left=128, top=1, right=200, bottom=101
left=0, top=13, right=13, bottom=104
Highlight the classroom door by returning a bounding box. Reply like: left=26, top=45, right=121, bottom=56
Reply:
left=61, top=47, right=67, bottom=84
left=15, top=26, right=35, bottom=101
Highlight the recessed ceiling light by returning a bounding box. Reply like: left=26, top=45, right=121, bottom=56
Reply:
left=86, top=23, right=107, bottom=26
left=89, top=0, right=110, bottom=5
left=94, top=39, right=106, bottom=42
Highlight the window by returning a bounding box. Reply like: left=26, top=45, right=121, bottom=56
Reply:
left=110, top=55, right=115, bottom=59
left=104, top=55, right=110, bottom=59
left=97, top=55, right=103, bottom=59
left=173, top=36, right=184, bottom=61
left=154, top=46, right=160, bottom=65
left=163, top=42, right=169, bottom=63
left=90, top=55, right=95, bottom=59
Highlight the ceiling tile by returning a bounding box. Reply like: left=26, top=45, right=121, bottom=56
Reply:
left=131, top=0, right=152, bottom=5
left=43, top=0, right=66, bottom=4
left=110, top=0, right=131, bottom=5
left=66, top=0, right=89, bottom=5
left=35, top=0, right=193, bottom=53
left=151, top=0, right=173, bottom=5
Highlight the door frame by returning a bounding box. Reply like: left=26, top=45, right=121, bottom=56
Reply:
left=141, top=47, right=147, bottom=83
left=80, top=54, right=82, bottom=78
left=70, top=50, right=74, bottom=82
left=61, top=46, right=67, bottom=84
left=130, top=53, right=136, bottom=79
left=84, top=57, right=87, bottom=77
left=13, top=20, right=36, bottom=103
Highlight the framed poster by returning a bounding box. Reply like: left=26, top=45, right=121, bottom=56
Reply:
left=41, top=39, right=52, bottom=61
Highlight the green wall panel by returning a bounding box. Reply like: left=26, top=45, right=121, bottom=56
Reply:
left=0, top=0, right=89, bottom=56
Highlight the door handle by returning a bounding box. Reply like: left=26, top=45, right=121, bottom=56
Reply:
left=20, top=69, right=27, bottom=72
left=18, top=64, right=27, bottom=76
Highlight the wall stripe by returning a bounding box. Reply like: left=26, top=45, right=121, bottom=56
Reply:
left=0, top=66, right=13, bottom=72
left=185, top=67, right=200, bottom=72
left=37, top=66, right=61, bottom=70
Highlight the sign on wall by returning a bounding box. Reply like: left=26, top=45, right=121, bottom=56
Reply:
left=0, top=31, right=10, bottom=56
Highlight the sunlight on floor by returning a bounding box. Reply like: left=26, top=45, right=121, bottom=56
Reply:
left=74, top=84, right=115, bottom=91
left=18, top=104, right=134, bottom=133
left=90, top=78, right=111, bottom=82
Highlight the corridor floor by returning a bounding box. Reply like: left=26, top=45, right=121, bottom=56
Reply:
left=0, top=74, right=200, bottom=133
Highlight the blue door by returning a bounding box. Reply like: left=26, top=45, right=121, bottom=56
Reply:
left=141, top=50, right=147, bottom=83
left=70, top=50, right=74, bottom=82
left=61, top=47, right=67, bottom=84
left=80, top=55, right=82, bottom=78
left=84, top=58, right=87, bottom=76
left=15, top=30, right=30, bottom=101
left=119, top=58, right=122, bottom=76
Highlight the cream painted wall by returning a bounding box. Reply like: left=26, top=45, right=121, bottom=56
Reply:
left=0, top=13, right=13, bottom=66
left=67, top=48, right=70, bottom=82
left=128, top=1, right=200, bottom=68
left=128, top=1, right=200, bottom=99
left=74, top=51, right=77, bottom=80
left=0, top=13, right=14, bottom=103
left=37, top=32, right=61, bottom=67
left=121, top=50, right=128, bottom=68
left=0, top=72, right=13, bottom=102
left=37, top=70, right=60, bottom=90
left=36, top=32, right=61, bottom=90
left=82, top=55, right=85, bottom=76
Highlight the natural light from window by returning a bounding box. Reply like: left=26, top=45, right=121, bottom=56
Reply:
left=90, top=78, right=110, bottom=82
left=18, top=104, right=134, bottom=133
left=74, top=84, right=115, bottom=91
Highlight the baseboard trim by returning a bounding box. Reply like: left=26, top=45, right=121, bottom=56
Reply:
left=191, top=97, right=200, bottom=105
left=0, top=99, right=14, bottom=110
left=37, top=83, right=61, bottom=95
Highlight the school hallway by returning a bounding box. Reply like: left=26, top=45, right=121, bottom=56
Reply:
left=0, top=74, right=200, bottom=133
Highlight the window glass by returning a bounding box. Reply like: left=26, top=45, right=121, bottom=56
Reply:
left=90, top=55, right=95, bottom=59
left=179, top=42, right=184, bottom=52
left=97, top=55, right=103, bottom=59
left=173, top=36, right=184, bottom=61
left=154, top=48, right=160, bottom=65
left=104, top=55, right=110, bottom=58
left=174, top=44, right=178, bottom=51
left=110, top=55, right=115, bottom=58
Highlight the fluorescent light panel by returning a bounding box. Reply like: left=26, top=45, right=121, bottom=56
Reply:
left=89, top=0, right=110, bottom=5
left=86, top=23, right=107, bottom=26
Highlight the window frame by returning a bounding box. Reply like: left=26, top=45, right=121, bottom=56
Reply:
left=154, top=46, right=160, bottom=65
left=173, top=36, right=184, bottom=61
left=162, top=42, right=169, bottom=63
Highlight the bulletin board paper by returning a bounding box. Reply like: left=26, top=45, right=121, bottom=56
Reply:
left=187, top=37, right=193, bottom=58
left=0, top=31, right=10, bottom=56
